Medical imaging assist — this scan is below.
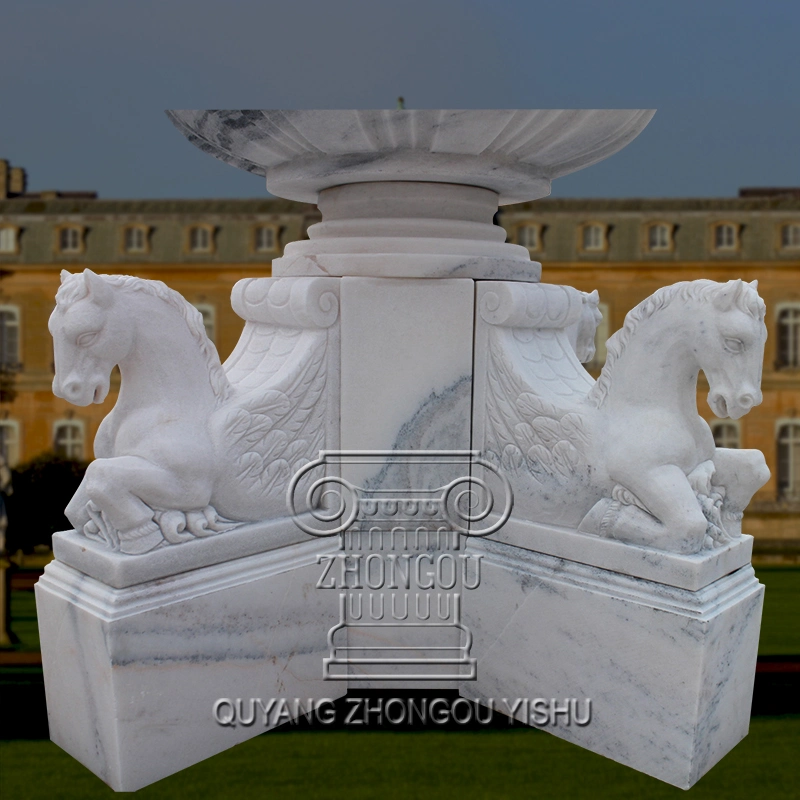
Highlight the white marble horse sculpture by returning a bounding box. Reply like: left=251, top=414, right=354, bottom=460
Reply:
left=49, top=269, right=330, bottom=554
left=485, top=279, right=770, bottom=554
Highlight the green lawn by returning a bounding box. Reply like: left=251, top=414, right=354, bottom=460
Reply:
left=754, top=567, right=800, bottom=655
left=8, top=590, right=39, bottom=651
left=1, top=718, right=798, bottom=799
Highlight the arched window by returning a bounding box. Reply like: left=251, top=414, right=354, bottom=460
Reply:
left=0, top=305, right=20, bottom=369
left=254, top=225, right=278, bottom=253
left=777, top=423, right=800, bottom=500
left=192, top=303, right=216, bottom=343
left=57, top=225, right=83, bottom=254
left=187, top=225, right=213, bottom=254
left=54, top=420, right=84, bottom=460
left=711, top=422, right=739, bottom=449
left=516, top=224, right=541, bottom=251
left=777, top=305, right=800, bottom=368
left=713, top=222, right=738, bottom=251
left=0, top=420, right=20, bottom=467
left=647, top=222, right=672, bottom=252
left=581, top=223, right=606, bottom=252
left=781, top=223, right=800, bottom=250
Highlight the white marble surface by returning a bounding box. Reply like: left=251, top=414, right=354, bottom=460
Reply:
left=49, top=273, right=340, bottom=556
left=38, top=107, right=771, bottom=793
left=51, top=514, right=313, bottom=589
left=460, top=538, right=763, bottom=789
left=339, top=276, right=474, bottom=489
left=35, top=539, right=342, bottom=792
left=166, top=109, right=655, bottom=204
left=489, top=515, right=753, bottom=591
left=273, top=182, right=541, bottom=281
left=474, top=279, right=770, bottom=554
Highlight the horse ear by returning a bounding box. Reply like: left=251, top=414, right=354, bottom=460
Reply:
left=712, top=279, right=742, bottom=311
left=84, top=269, right=113, bottom=308
left=749, top=279, right=759, bottom=290
left=588, top=289, right=599, bottom=302
left=60, top=270, right=72, bottom=284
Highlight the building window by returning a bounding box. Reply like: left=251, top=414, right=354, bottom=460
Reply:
left=711, top=422, right=739, bottom=449
left=193, top=303, right=216, bottom=343
left=188, top=225, right=213, bottom=253
left=780, top=223, right=800, bottom=250
left=777, top=423, right=800, bottom=500
left=57, top=226, right=83, bottom=254
left=254, top=225, right=278, bottom=253
left=516, top=224, right=541, bottom=251
left=777, top=305, right=800, bottom=368
left=581, top=223, right=606, bottom=252
left=647, top=223, right=672, bottom=252
left=0, top=306, right=20, bottom=369
left=713, top=222, right=738, bottom=251
left=54, top=420, right=84, bottom=460
left=0, top=226, right=18, bottom=254
left=123, top=225, right=148, bottom=254
left=0, top=420, right=20, bottom=467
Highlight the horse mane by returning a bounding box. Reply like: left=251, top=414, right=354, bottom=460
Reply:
left=587, top=279, right=765, bottom=409
left=56, top=272, right=232, bottom=403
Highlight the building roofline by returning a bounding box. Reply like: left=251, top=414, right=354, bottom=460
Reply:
left=0, top=197, right=319, bottom=215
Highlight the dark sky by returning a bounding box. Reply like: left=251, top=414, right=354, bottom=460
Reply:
left=1, top=0, right=798, bottom=200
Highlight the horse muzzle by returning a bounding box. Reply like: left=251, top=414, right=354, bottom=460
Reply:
left=708, top=390, right=761, bottom=420
left=53, top=375, right=108, bottom=406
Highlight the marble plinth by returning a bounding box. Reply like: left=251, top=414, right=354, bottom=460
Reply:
left=35, top=539, right=342, bottom=792
left=460, top=538, right=763, bottom=789
left=51, top=514, right=312, bottom=588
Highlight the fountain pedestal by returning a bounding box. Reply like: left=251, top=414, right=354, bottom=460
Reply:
left=36, top=109, right=766, bottom=791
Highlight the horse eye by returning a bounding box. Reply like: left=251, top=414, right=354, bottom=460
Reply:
left=724, top=338, right=743, bottom=353
left=77, top=331, right=99, bottom=347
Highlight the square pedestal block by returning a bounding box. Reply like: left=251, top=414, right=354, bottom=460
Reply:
left=35, top=539, right=342, bottom=792
left=340, top=276, right=474, bottom=487
left=460, top=538, right=763, bottom=789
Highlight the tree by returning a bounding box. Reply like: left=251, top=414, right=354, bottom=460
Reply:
left=4, top=453, right=87, bottom=553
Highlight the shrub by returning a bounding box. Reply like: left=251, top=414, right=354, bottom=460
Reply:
left=4, top=453, right=87, bottom=553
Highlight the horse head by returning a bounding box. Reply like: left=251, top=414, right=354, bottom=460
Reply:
left=700, top=279, right=766, bottom=420
left=49, top=269, right=133, bottom=406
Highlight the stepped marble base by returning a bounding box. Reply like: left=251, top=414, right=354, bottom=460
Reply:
left=460, top=538, right=763, bottom=790
left=35, top=539, right=341, bottom=792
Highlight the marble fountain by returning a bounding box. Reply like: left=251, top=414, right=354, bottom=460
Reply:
left=35, top=109, right=769, bottom=790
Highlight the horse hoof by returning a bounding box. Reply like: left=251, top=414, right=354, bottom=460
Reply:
left=119, top=520, right=163, bottom=554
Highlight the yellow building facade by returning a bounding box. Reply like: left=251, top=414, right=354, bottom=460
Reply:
left=1, top=162, right=798, bottom=548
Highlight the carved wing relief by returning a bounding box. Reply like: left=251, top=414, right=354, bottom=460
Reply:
left=485, top=326, right=592, bottom=482
left=222, top=323, right=330, bottom=499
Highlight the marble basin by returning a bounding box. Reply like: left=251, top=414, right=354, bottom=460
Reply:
left=166, top=109, right=655, bottom=204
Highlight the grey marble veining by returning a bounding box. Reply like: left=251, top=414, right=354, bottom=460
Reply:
left=166, top=110, right=655, bottom=204
left=36, top=539, right=342, bottom=792
left=460, top=538, right=763, bottom=789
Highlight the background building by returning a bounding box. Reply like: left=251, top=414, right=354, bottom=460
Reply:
left=1, top=160, right=798, bottom=549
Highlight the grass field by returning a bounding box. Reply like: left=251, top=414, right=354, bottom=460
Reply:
left=1, top=717, right=798, bottom=800
left=754, top=567, right=800, bottom=654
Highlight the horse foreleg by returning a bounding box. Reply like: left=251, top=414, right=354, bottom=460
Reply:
left=72, top=456, right=214, bottom=554
left=582, top=464, right=710, bottom=554
left=711, top=448, right=770, bottom=536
